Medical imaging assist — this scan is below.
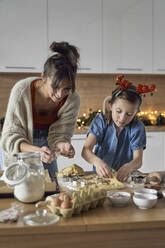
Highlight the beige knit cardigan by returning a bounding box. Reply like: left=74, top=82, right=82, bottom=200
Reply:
left=0, top=77, right=80, bottom=167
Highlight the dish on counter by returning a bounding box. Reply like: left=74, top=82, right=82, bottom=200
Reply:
left=23, top=209, right=60, bottom=226
left=133, top=193, right=157, bottom=209
left=161, top=190, right=165, bottom=198
left=134, top=188, right=157, bottom=196
left=107, top=191, right=131, bottom=207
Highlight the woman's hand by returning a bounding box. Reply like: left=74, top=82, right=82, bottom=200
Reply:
left=95, top=162, right=112, bottom=178
left=55, top=142, right=75, bottom=158
left=40, top=146, right=55, bottom=164
left=116, top=163, right=132, bottom=182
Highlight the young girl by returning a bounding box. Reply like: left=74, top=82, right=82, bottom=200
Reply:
left=82, top=75, right=155, bottom=182
left=1, top=41, right=80, bottom=179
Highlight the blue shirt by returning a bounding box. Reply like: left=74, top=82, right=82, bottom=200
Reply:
left=87, top=114, right=146, bottom=171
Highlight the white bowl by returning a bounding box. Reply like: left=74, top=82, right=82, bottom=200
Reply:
left=134, top=188, right=157, bottom=196
left=107, top=191, right=131, bottom=207
left=133, top=194, right=157, bottom=209
left=161, top=190, right=165, bottom=198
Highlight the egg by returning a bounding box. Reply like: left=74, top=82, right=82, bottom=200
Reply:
left=59, top=193, right=70, bottom=201
left=50, top=197, right=61, bottom=207
left=60, top=199, right=72, bottom=209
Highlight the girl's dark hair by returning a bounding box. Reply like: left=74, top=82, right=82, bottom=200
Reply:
left=43, top=41, right=80, bottom=92
left=104, top=86, right=142, bottom=125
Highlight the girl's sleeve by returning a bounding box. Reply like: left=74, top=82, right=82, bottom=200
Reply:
left=87, top=114, right=107, bottom=144
left=130, top=120, right=146, bottom=151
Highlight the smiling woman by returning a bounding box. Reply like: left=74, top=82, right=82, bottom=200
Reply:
left=0, top=41, right=80, bottom=179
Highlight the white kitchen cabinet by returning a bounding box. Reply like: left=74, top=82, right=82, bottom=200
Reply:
left=48, top=0, right=102, bottom=73
left=57, top=134, right=92, bottom=172
left=140, top=132, right=164, bottom=173
left=0, top=0, right=47, bottom=73
left=152, top=0, right=165, bottom=74
left=103, top=0, right=152, bottom=74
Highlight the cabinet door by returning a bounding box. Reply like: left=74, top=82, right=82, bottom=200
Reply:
left=0, top=0, right=47, bottom=72
left=103, top=0, right=152, bottom=74
left=153, top=0, right=165, bottom=74
left=57, top=135, right=92, bottom=172
left=48, top=0, right=102, bottom=73
left=140, top=132, right=164, bottom=173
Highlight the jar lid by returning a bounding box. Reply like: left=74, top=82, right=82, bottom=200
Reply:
left=1, top=162, right=28, bottom=186
left=23, top=209, right=60, bottom=226
left=17, top=152, right=41, bottom=159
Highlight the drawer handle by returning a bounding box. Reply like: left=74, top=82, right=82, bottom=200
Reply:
left=116, top=67, right=142, bottom=71
left=156, top=69, right=165, bottom=71
left=5, top=66, right=36, bottom=70
left=78, top=67, right=91, bottom=71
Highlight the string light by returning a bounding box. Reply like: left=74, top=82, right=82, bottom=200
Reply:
left=77, top=109, right=165, bottom=129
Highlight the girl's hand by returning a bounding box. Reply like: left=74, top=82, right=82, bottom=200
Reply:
left=40, top=146, right=55, bottom=164
left=55, top=142, right=75, bottom=158
left=95, top=162, right=112, bottom=178
left=116, top=163, right=132, bottom=182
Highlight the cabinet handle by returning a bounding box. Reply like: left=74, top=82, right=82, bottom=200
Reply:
left=5, top=66, right=36, bottom=70
left=156, top=69, right=165, bottom=72
left=116, top=67, right=142, bottom=71
left=146, top=135, right=153, bottom=138
left=78, top=68, right=91, bottom=71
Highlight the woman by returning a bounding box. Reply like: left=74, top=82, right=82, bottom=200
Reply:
left=1, top=41, right=80, bottom=179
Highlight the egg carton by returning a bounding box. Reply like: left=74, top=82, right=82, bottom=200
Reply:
left=46, top=187, right=106, bottom=218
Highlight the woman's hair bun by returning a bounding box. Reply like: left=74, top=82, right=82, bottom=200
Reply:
left=49, top=41, right=69, bottom=55
left=49, top=41, right=80, bottom=72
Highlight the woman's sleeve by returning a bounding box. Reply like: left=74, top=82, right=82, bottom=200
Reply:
left=87, top=114, right=107, bottom=144
left=130, top=120, right=146, bottom=151
left=1, top=83, right=32, bottom=154
left=47, top=92, right=80, bottom=148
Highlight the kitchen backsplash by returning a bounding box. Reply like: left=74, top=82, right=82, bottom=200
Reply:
left=0, top=73, right=165, bottom=119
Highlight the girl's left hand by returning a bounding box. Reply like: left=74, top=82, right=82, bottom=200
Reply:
left=116, top=163, right=132, bottom=182
left=55, top=142, right=75, bottom=158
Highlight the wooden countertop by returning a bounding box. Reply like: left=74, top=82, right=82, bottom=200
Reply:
left=1, top=192, right=165, bottom=248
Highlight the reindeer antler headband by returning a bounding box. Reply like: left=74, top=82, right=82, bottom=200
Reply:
left=112, top=75, right=156, bottom=99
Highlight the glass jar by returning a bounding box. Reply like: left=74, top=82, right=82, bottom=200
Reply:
left=14, top=152, right=45, bottom=203
left=0, top=152, right=45, bottom=203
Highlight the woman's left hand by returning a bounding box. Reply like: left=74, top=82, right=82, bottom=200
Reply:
left=55, top=142, right=75, bottom=158
left=116, top=163, right=132, bottom=182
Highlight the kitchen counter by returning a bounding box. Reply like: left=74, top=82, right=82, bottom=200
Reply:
left=74, top=125, right=165, bottom=134
left=1, top=194, right=165, bottom=248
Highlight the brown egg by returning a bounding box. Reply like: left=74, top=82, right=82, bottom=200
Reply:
left=59, top=193, right=66, bottom=201
left=59, top=193, right=70, bottom=201
left=60, top=199, right=72, bottom=209
left=50, top=197, right=61, bottom=207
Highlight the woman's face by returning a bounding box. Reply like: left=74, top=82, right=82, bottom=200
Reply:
left=45, top=77, right=72, bottom=103
left=110, top=98, right=139, bottom=129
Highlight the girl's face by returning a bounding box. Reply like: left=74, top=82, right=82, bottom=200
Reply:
left=44, top=77, right=72, bottom=103
left=110, top=98, right=139, bottom=129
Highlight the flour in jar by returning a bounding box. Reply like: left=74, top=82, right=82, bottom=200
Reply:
left=14, top=172, right=45, bottom=203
